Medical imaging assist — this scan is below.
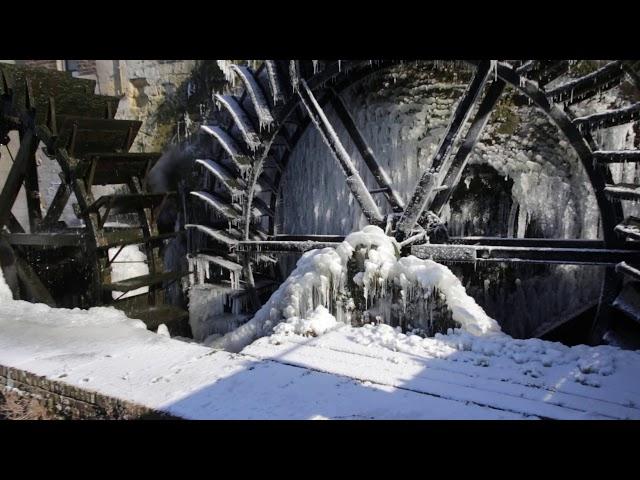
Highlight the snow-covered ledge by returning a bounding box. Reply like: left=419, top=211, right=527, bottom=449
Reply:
left=2, top=231, right=640, bottom=419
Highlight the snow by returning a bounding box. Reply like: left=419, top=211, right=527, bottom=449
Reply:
left=1, top=264, right=640, bottom=419
left=208, top=225, right=499, bottom=353
left=108, top=245, right=149, bottom=299
left=249, top=327, right=640, bottom=419
left=274, top=305, right=339, bottom=337
left=157, top=324, right=170, bottom=337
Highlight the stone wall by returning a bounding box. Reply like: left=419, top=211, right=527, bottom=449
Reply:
left=112, top=60, right=200, bottom=152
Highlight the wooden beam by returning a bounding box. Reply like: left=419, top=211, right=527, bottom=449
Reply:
left=430, top=79, right=506, bottom=215
left=274, top=234, right=346, bottom=242
left=2, top=232, right=84, bottom=247
left=448, top=236, right=613, bottom=249
left=545, top=61, right=624, bottom=105
left=21, top=132, right=42, bottom=232
left=41, top=181, right=71, bottom=230
left=574, top=102, right=640, bottom=131
left=0, top=129, right=39, bottom=230
left=297, top=78, right=385, bottom=226
left=237, top=240, right=342, bottom=253
left=328, top=88, right=405, bottom=213
left=6, top=213, right=24, bottom=233
left=411, top=243, right=640, bottom=266
left=397, top=60, right=493, bottom=238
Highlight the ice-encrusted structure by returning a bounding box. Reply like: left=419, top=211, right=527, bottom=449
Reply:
left=207, top=226, right=500, bottom=353
left=275, top=61, right=639, bottom=338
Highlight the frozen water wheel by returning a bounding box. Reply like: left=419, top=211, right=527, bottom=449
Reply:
left=0, top=63, right=190, bottom=336
left=186, top=60, right=640, bottom=345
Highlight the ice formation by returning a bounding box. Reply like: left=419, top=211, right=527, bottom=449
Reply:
left=207, top=225, right=500, bottom=353
left=276, top=61, right=639, bottom=337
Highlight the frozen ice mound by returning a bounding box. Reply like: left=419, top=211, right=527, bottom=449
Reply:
left=207, top=226, right=501, bottom=353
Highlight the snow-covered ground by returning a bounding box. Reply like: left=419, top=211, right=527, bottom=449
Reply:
left=2, top=228, right=640, bottom=419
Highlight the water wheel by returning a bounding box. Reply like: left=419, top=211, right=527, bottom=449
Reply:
left=185, top=59, right=640, bottom=345
left=0, top=63, right=190, bottom=336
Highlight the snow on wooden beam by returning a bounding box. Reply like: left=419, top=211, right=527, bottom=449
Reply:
left=411, top=243, right=640, bottom=266
left=200, top=125, right=252, bottom=172
left=605, top=183, right=640, bottom=201
left=264, top=60, right=286, bottom=105
left=615, top=217, right=640, bottom=241
left=237, top=240, right=342, bottom=253
left=296, top=78, right=385, bottom=226
left=213, top=95, right=261, bottom=151
left=397, top=60, right=493, bottom=238
left=574, top=102, right=640, bottom=131
left=274, top=234, right=346, bottom=242
left=230, top=65, right=274, bottom=128
left=616, top=261, right=640, bottom=282
left=593, top=150, right=640, bottom=163
left=545, top=61, right=624, bottom=105
left=448, top=236, right=611, bottom=249
left=328, top=88, right=405, bottom=213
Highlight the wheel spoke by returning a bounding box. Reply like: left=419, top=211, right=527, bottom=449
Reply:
left=397, top=60, right=493, bottom=238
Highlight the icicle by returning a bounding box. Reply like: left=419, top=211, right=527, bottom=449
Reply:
left=490, top=60, right=498, bottom=82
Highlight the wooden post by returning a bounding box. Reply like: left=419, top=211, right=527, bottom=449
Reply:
left=0, top=129, right=39, bottom=230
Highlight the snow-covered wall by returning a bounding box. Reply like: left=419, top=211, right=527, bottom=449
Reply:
left=277, top=62, right=639, bottom=338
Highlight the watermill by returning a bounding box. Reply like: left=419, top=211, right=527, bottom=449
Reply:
left=0, top=63, right=190, bottom=335
left=185, top=59, right=640, bottom=346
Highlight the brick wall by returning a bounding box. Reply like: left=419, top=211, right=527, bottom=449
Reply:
left=1, top=363, right=179, bottom=419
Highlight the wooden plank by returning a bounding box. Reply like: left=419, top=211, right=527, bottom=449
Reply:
left=2, top=232, right=84, bottom=247
left=86, top=192, right=174, bottom=215
left=103, top=270, right=189, bottom=292
left=54, top=116, right=142, bottom=157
